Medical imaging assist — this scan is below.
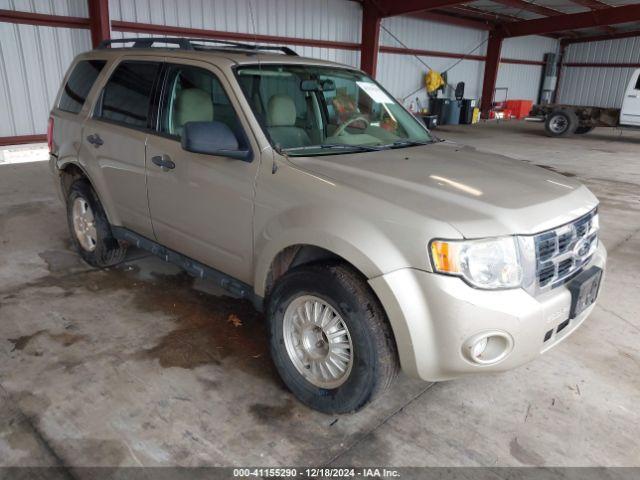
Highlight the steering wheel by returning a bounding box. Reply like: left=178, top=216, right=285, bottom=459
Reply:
left=334, top=116, right=370, bottom=136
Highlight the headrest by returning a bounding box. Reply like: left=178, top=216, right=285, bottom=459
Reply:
left=174, top=88, right=213, bottom=128
left=267, top=94, right=296, bottom=127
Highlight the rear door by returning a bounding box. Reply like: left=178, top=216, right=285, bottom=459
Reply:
left=83, top=57, right=161, bottom=238
left=621, top=69, right=640, bottom=127
left=145, top=60, right=259, bottom=284
left=52, top=59, right=108, bottom=167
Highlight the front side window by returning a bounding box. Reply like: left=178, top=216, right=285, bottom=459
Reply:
left=235, top=64, right=432, bottom=155
left=159, top=64, right=244, bottom=140
left=96, top=61, right=160, bottom=128
left=635, top=73, right=640, bottom=90
left=58, top=60, right=106, bottom=114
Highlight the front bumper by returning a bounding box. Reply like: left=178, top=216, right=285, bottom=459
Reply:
left=369, top=242, right=607, bottom=381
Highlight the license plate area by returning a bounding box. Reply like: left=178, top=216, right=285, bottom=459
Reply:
left=567, top=266, right=602, bottom=319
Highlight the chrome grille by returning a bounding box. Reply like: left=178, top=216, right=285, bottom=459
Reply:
left=533, top=209, right=599, bottom=290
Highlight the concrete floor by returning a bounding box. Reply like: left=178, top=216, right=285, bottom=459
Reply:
left=0, top=121, right=639, bottom=469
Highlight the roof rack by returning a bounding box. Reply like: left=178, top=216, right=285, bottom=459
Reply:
left=96, top=37, right=298, bottom=56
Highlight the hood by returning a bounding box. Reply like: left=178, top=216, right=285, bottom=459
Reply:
left=288, top=141, right=598, bottom=238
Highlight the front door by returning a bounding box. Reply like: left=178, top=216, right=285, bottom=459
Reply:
left=83, top=58, right=162, bottom=238
left=621, top=69, right=640, bottom=127
left=145, top=61, right=259, bottom=284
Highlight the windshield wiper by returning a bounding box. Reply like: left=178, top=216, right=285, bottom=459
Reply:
left=384, top=139, right=434, bottom=149
left=284, top=143, right=386, bottom=153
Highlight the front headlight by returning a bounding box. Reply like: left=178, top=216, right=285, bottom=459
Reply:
left=430, top=237, right=523, bottom=289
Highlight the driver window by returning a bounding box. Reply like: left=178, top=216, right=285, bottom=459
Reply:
left=160, top=65, right=242, bottom=139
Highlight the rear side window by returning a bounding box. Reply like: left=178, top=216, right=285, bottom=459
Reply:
left=96, top=61, right=160, bottom=128
left=58, top=60, right=106, bottom=114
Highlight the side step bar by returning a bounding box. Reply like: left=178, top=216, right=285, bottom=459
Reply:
left=112, top=227, right=263, bottom=310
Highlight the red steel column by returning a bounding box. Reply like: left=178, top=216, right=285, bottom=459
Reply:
left=360, top=1, right=382, bottom=77
left=480, top=32, right=503, bottom=118
left=88, top=0, right=110, bottom=48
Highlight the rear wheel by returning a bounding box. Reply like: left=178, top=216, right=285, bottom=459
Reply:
left=67, top=179, right=127, bottom=267
left=545, top=110, right=578, bottom=137
left=267, top=263, right=398, bottom=413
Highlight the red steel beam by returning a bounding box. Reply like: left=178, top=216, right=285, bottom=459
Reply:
left=380, top=45, right=485, bottom=61
left=0, top=134, right=47, bottom=147
left=412, top=11, right=492, bottom=30
left=361, top=0, right=382, bottom=76
left=111, top=20, right=361, bottom=51
left=377, top=0, right=471, bottom=17
left=446, top=4, right=522, bottom=23
left=480, top=33, right=503, bottom=119
left=88, top=0, right=110, bottom=48
left=562, top=29, right=640, bottom=45
left=490, top=0, right=562, bottom=18
left=569, top=0, right=609, bottom=10
left=0, top=9, right=90, bottom=29
left=379, top=45, right=544, bottom=65
left=500, top=4, right=640, bottom=37
left=564, top=61, right=640, bottom=68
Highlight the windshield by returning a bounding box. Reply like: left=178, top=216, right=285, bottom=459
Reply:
left=235, top=64, right=433, bottom=156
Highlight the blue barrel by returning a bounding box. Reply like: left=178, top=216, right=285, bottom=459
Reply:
left=445, top=100, right=462, bottom=125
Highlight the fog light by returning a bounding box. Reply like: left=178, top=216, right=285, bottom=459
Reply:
left=463, top=331, right=513, bottom=365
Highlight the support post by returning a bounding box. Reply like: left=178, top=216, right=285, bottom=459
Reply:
left=88, top=0, right=110, bottom=48
left=360, top=1, right=382, bottom=77
left=480, top=32, right=503, bottom=119
left=552, top=43, right=566, bottom=103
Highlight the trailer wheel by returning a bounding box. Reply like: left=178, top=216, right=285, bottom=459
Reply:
left=575, top=126, right=594, bottom=135
left=545, top=110, right=578, bottom=137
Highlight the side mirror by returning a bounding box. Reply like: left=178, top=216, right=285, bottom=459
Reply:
left=181, top=121, right=252, bottom=161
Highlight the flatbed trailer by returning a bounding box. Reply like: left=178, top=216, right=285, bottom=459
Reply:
left=527, top=68, right=640, bottom=137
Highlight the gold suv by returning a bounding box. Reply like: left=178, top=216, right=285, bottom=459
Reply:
left=49, top=38, right=606, bottom=413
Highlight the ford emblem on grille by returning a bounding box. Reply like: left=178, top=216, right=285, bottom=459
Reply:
left=574, top=238, right=591, bottom=258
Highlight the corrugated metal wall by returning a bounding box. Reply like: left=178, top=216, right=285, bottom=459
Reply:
left=558, top=36, right=640, bottom=108
left=0, top=0, right=564, bottom=137
left=109, top=0, right=361, bottom=67
left=0, top=0, right=91, bottom=137
left=497, top=36, right=559, bottom=103
left=378, top=16, right=486, bottom=106
left=0, top=0, right=88, bottom=16
left=378, top=16, right=558, bottom=105
left=0, top=25, right=91, bottom=137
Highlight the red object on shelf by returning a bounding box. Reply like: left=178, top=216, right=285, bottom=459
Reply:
left=505, top=100, right=533, bottom=119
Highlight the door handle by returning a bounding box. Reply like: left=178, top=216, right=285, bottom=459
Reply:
left=628, top=94, right=638, bottom=98
left=86, top=133, right=103, bottom=147
left=151, top=154, right=175, bottom=171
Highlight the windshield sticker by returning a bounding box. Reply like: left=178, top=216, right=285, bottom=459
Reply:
left=356, top=81, right=393, bottom=104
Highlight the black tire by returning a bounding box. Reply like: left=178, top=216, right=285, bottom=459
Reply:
left=267, top=263, right=398, bottom=414
left=66, top=179, right=127, bottom=267
left=575, top=126, right=594, bottom=135
left=545, top=109, right=578, bottom=137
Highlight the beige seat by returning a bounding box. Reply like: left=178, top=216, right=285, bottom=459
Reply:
left=266, top=94, right=311, bottom=148
left=171, top=88, right=213, bottom=135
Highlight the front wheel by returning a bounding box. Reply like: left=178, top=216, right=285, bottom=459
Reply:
left=267, top=263, right=398, bottom=413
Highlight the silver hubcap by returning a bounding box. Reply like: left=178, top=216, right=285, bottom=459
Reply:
left=549, top=115, right=568, bottom=133
left=282, top=295, right=354, bottom=389
left=72, top=197, right=97, bottom=252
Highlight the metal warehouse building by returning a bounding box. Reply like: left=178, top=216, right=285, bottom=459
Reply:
left=0, top=0, right=639, bottom=474
left=1, top=0, right=639, bottom=143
